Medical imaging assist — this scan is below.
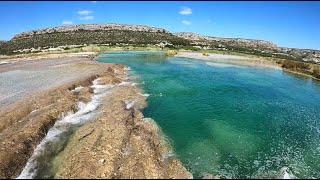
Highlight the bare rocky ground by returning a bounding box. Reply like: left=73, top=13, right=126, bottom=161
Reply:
left=0, top=53, right=192, bottom=179
left=0, top=53, right=98, bottom=108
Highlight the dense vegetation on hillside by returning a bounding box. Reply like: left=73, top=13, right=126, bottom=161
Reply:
left=276, top=59, right=320, bottom=78
left=0, top=24, right=319, bottom=66
left=175, top=32, right=320, bottom=64
left=218, top=45, right=306, bottom=61
left=0, top=29, right=190, bottom=55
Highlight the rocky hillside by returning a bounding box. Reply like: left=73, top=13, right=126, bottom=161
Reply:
left=175, top=32, right=277, bottom=50
left=12, top=24, right=170, bottom=39
left=1, top=23, right=319, bottom=64
left=0, top=24, right=190, bottom=54
left=175, top=32, right=320, bottom=63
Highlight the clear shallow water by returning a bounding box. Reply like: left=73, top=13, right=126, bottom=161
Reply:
left=99, top=52, right=320, bottom=179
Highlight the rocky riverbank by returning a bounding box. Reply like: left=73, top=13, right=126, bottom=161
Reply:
left=0, top=54, right=192, bottom=179
left=53, top=77, right=192, bottom=179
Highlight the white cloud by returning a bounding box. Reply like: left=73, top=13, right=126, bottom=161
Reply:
left=77, top=10, right=94, bottom=21
left=77, top=10, right=92, bottom=16
left=179, top=7, right=192, bottom=15
left=80, top=16, right=94, bottom=21
left=62, top=21, right=73, bottom=25
left=91, top=1, right=97, bottom=3
left=182, top=20, right=192, bottom=25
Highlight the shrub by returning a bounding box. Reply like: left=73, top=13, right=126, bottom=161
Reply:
left=1, top=30, right=191, bottom=55
left=280, top=60, right=310, bottom=71
left=312, top=67, right=320, bottom=79
left=202, top=52, right=209, bottom=56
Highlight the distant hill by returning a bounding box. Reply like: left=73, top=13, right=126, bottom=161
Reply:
left=0, top=24, right=190, bottom=54
left=1, top=23, right=319, bottom=64
left=175, top=32, right=320, bottom=63
left=0, top=40, right=6, bottom=46
left=175, top=32, right=278, bottom=50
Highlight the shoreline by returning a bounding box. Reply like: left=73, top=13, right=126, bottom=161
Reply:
left=0, top=51, right=98, bottom=63
left=282, top=68, right=320, bottom=82
left=52, top=74, right=192, bottom=178
left=176, top=51, right=282, bottom=70
left=0, top=54, right=123, bottom=178
left=176, top=51, right=320, bottom=82
left=0, top=53, right=192, bottom=179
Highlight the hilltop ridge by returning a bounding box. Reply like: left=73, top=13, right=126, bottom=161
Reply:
left=12, top=24, right=169, bottom=40
left=1, top=23, right=319, bottom=63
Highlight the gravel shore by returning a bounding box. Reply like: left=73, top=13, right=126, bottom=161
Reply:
left=176, top=52, right=281, bottom=70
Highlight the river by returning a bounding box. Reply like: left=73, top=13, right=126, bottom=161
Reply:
left=98, top=51, right=320, bottom=179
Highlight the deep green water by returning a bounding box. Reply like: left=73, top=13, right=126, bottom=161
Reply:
left=98, top=52, right=320, bottom=178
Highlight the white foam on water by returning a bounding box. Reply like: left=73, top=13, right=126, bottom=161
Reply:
left=279, top=167, right=296, bottom=179
left=118, top=81, right=139, bottom=87
left=71, top=86, right=84, bottom=93
left=17, top=78, right=113, bottom=179
left=138, top=93, right=150, bottom=97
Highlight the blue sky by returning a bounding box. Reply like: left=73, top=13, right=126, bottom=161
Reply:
left=1, top=1, right=320, bottom=50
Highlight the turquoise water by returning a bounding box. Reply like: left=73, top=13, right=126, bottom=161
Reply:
left=98, top=52, right=320, bottom=178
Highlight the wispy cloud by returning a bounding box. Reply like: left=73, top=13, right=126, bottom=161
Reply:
left=179, top=7, right=192, bottom=15
left=182, top=20, right=192, bottom=25
left=91, top=1, right=97, bottom=3
left=77, top=10, right=92, bottom=16
left=79, top=16, right=94, bottom=21
left=62, top=21, right=73, bottom=25
left=77, top=10, right=94, bottom=21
